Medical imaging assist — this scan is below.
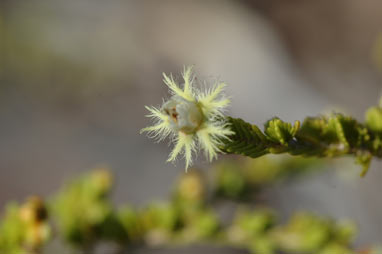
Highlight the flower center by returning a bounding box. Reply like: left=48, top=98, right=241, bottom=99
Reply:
left=162, top=96, right=204, bottom=134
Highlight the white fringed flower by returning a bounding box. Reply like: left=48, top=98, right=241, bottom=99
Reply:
left=141, top=66, right=233, bottom=170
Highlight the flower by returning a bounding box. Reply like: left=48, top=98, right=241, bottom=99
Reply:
left=141, top=66, right=233, bottom=170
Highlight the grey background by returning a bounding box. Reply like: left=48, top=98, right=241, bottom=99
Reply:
left=0, top=0, right=381, bottom=245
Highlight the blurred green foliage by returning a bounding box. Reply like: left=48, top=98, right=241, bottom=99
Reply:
left=214, top=155, right=321, bottom=200
left=271, top=212, right=356, bottom=253
left=0, top=158, right=380, bottom=254
left=51, top=168, right=127, bottom=248
left=0, top=197, right=50, bottom=254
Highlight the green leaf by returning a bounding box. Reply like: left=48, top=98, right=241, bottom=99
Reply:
left=222, top=117, right=269, bottom=158
left=264, top=117, right=300, bottom=146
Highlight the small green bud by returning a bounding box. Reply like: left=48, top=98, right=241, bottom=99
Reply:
left=365, top=106, right=382, bottom=133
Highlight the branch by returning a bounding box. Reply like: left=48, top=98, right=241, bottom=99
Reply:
left=222, top=104, right=382, bottom=176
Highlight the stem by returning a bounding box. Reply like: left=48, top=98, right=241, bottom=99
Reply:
left=222, top=113, right=382, bottom=176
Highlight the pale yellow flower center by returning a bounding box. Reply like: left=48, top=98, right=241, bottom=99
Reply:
left=162, top=96, right=204, bottom=134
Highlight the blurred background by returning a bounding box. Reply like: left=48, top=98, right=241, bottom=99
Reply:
left=0, top=0, right=381, bottom=245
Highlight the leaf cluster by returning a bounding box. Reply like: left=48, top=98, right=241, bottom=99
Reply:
left=223, top=100, right=382, bottom=176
